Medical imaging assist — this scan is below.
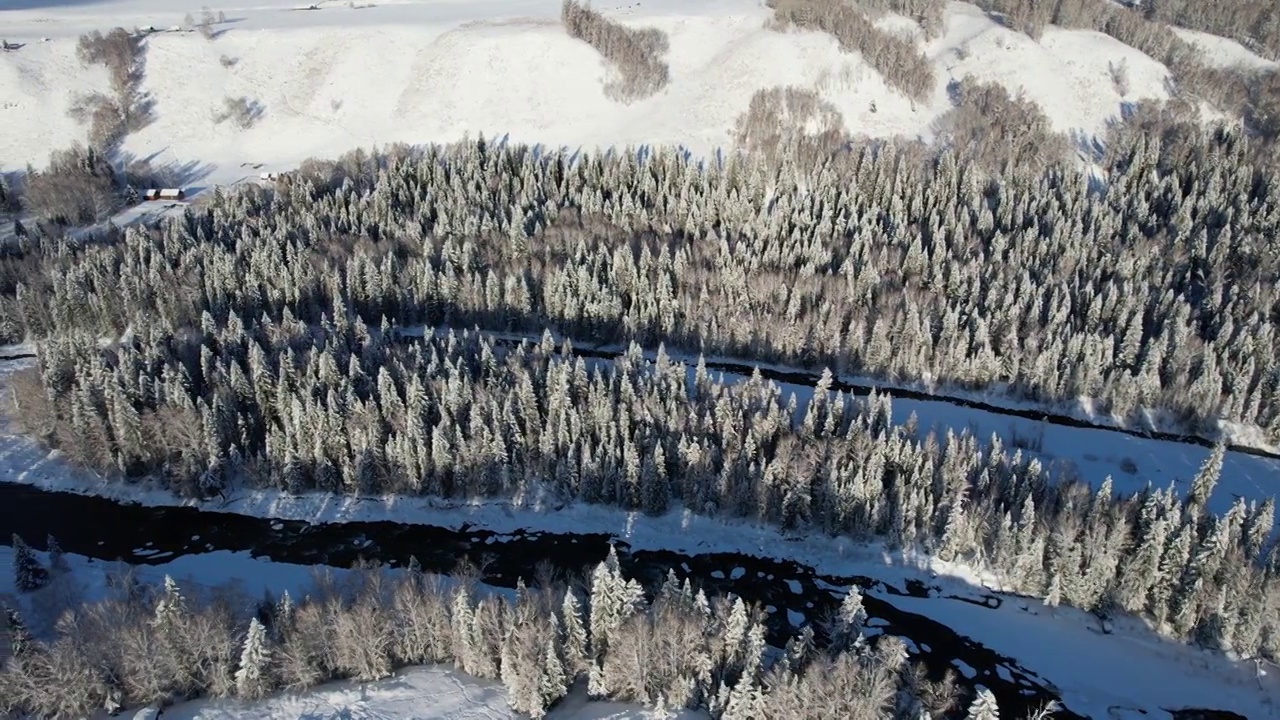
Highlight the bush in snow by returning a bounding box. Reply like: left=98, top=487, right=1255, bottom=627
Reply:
left=214, top=96, right=264, bottom=130
left=933, top=76, right=1069, bottom=176
left=732, top=86, right=847, bottom=167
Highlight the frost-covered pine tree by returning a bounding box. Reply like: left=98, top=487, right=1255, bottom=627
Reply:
left=539, top=635, right=568, bottom=707
left=154, top=575, right=187, bottom=629
left=829, top=585, right=869, bottom=653
left=741, top=620, right=767, bottom=681
left=11, top=534, right=48, bottom=592
left=560, top=588, right=589, bottom=675
left=1044, top=572, right=1063, bottom=608
left=966, top=687, right=1000, bottom=720
left=235, top=616, right=274, bottom=699
left=1187, top=443, right=1225, bottom=518
left=589, top=545, right=644, bottom=651
left=587, top=658, right=608, bottom=698
left=451, top=587, right=475, bottom=670
left=272, top=589, right=295, bottom=641
left=721, top=596, right=750, bottom=666
left=779, top=624, right=814, bottom=673
left=6, top=608, right=35, bottom=658
left=721, top=676, right=766, bottom=720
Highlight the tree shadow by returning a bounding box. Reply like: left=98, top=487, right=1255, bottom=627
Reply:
left=1069, top=128, right=1106, bottom=165
left=115, top=150, right=216, bottom=190
left=208, top=18, right=248, bottom=41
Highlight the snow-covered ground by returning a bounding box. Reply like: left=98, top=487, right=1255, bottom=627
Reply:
left=1, top=0, right=1171, bottom=185
left=1171, top=27, right=1277, bottom=70
left=0, top=346, right=1276, bottom=715
left=3, top=482, right=1278, bottom=719
left=0, top=543, right=702, bottom=720
left=163, top=668, right=700, bottom=720
left=574, top=341, right=1280, bottom=518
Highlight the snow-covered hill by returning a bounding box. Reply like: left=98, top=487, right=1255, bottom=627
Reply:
left=1, top=0, right=1185, bottom=185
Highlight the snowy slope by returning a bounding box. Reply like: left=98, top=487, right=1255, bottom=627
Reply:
left=2, top=0, right=1171, bottom=184
left=1171, top=27, right=1277, bottom=70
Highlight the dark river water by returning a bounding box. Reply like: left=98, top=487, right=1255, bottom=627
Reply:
left=0, top=481, right=1166, bottom=720
left=0, top=347, right=1251, bottom=719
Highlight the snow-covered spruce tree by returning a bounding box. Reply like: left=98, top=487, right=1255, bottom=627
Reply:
left=1186, top=442, right=1226, bottom=520
left=11, top=534, right=48, bottom=592
left=588, top=545, right=645, bottom=654
left=235, top=616, right=275, bottom=700
left=5, top=607, right=35, bottom=658
left=828, top=585, right=869, bottom=653
left=539, top=635, right=569, bottom=709
left=721, top=676, right=766, bottom=720
left=559, top=587, right=589, bottom=676
left=150, top=574, right=195, bottom=699
left=966, top=686, right=1000, bottom=720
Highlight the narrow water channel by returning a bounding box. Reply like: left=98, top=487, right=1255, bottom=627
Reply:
left=0, top=482, right=1076, bottom=718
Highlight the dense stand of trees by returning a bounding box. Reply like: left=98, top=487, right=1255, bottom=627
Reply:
left=15, top=309, right=1280, bottom=662
left=5, top=128, right=1280, bottom=437
left=1138, top=0, right=1280, bottom=60
left=2, top=549, right=978, bottom=719
left=2, top=90, right=1280, bottom=718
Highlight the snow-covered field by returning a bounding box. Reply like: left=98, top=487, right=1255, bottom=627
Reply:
left=1, top=0, right=1175, bottom=186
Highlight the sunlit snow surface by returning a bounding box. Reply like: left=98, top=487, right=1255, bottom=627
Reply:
left=1, top=0, right=1183, bottom=187
left=0, top=2, right=1278, bottom=713
left=160, top=667, right=702, bottom=720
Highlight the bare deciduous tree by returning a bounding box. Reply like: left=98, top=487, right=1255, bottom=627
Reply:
left=768, top=0, right=935, bottom=101
left=562, top=0, right=670, bottom=102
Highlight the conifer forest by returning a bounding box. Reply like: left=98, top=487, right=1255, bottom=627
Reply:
left=2, top=112, right=1280, bottom=719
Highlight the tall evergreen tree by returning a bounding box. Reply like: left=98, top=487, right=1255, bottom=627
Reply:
left=11, top=534, right=48, bottom=592
left=235, top=616, right=274, bottom=699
